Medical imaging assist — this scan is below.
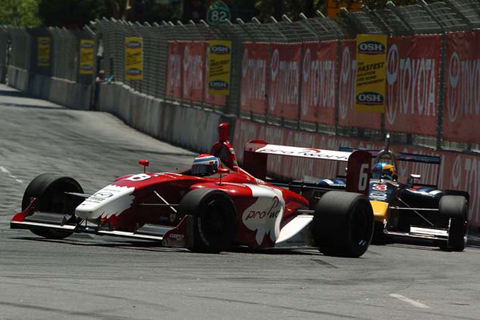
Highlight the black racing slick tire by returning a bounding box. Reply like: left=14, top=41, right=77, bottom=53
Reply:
left=178, top=189, right=237, bottom=253
left=22, top=173, right=84, bottom=239
left=438, top=195, right=468, bottom=252
left=312, top=191, right=374, bottom=258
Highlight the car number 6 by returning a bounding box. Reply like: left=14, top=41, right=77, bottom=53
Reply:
left=358, top=164, right=369, bottom=191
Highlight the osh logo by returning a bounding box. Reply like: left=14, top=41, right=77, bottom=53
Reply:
left=209, top=80, right=228, bottom=90
left=126, top=41, right=141, bottom=49
left=39, top=39, right=49, bottom=45
left=211, top=45, right=230, bottom=54
left=82, top=42, right=94, bottom=49
left=356, top=92, right=384, bottom=105
left=127, top=68, right=142, bottom=75
left=358, top=41, right=385, bottom=55
left=81, top=65, right=93, bottom=70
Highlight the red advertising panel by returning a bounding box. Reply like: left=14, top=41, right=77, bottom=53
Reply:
left=204, top=41, right=226, bottom=108
left=385, top=35, right=441, bottom=136
left=240, top=42, right=269, bottom=115
left=300, top=41, right=337, bottom=125
left=338, top=40, right=381, bottom=129
left=182, top=41, right=205, bottom=102
left=268, top=43, right=301, bottom=120
left=166, top=41, right=183, bottom=99
left=444, top=31, right=480, bottom=143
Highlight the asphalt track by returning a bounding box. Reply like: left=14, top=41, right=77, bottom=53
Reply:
left=0, top=84, right=479, bottom=320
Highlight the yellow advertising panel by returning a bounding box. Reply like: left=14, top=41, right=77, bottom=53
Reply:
left=208, top=40, right=231, bottom=95
left=79, top=40, right=95, bottom=75
left=37, top=37, right=50, bottom=67
left=125, top=37, right=143, bottom=80
left=355, top=34, right=387, bottom=113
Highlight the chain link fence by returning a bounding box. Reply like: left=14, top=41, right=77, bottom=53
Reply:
left=0, top=0, right=479, bottom=139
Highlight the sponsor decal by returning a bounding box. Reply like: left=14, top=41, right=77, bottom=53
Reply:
left=169, top=233, right=184, bottom=240
left=211, top=45, right=230, bottom=54
left=242, top=186, right=285, bottom=245
left=372, top=184, right=387, bottom=191
left=355, top=34, right=387, bottom=113
left=358, top=41, right=386, bottom=55
left=300, top=42, right=336, bottom=125
left=240, top=43, right=268, bottom=113
left=79, top=39, right=95, bottom=74
left=209, top=80, right=228, bottom=90
left=268, top=46, right=300, bottom=117
left=125, top=37, right=143, bottom=80
left=37, top=37, right=50, bottom=67
left=356, top=92, right=384, bottom=105
left=339, top=44, right=356, bottom=121
left=208, top=40, right=231, bottom=95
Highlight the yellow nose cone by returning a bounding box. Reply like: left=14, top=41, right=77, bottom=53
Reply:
left=370, top=200, right=389, bottom=222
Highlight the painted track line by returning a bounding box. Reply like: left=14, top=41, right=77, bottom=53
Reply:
left=389, top=293, right=431, bottom=309
left=0, top=166, right=23, bottom=184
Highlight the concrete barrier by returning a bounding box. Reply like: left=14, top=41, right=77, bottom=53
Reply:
left=7, top=66, right=29, bottom=91
left=96, top=83, right=223, bottom=153
left=7, top=67, right=92, bottom=110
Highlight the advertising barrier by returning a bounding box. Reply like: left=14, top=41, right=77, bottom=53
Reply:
left=204, top=43, right=227, bottom=107
left=338, top=40, right=381, bottom=129
left=37, top=37, right=50, bottom=67
left=300, top=41, right=336, bottom=125
left=79, top=40, right=94, bottom=75
left=444, top=31, right=480, bottom=144
left=354, top=34, right=387, bottom=113
left=240, top=42, right=269, bottom=115
left=207, top=40, right=231, bottom=96
left=166, top=41, right=184, bottom=99
left=182, top=41, right=205, bottom=102
left=268, top=43, right=301, bottom=120
left=385, top=35, right=441, bottom=136
left=125, top=37, right=143, bottom=80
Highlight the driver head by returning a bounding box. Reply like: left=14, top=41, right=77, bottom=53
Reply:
left=191, top=154, right=219, bottom=176
left=372, top=162, right=396, bottom=181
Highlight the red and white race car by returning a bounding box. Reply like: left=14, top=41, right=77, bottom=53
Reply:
left=11, top=123, right=374, bottom=257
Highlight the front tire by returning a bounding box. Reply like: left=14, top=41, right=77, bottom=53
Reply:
left=178, top=189, right=237, bottom=253
left=22, top=173, right=84, bottom=239
left=312, top=191, right=374, bottom=258
left=438, top=195, right=468, bottom=252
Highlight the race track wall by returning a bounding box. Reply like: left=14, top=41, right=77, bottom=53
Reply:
left=97, top=83, right=224, bottom=153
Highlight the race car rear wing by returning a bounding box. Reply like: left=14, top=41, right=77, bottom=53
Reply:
left=244, top=140, right=372, bottom=196
left=339, top=147, right=441, bottom=164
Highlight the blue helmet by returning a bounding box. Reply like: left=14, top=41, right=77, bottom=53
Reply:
left=372, top=162, right=395, bottom=180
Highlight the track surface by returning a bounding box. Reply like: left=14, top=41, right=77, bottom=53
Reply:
left=1, top=85, right=479, bottom=320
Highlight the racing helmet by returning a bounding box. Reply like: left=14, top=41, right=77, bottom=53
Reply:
left=372, top=162, right=395, bottom=180
left=191, top=154, right=219, bottom=176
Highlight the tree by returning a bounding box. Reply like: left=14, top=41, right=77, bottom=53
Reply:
left=0, top=0, right=42, bottom=27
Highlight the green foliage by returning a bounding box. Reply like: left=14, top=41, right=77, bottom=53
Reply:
left=0, top=0, right=42, bottom=27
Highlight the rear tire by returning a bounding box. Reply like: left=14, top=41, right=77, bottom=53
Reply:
left=22, top=173, right=84, bottom=239
left=312, top=191, right=374, bottom=258
left=178, top=189, right=237, bottom=253
left=438, top=195, right=468, bottom=252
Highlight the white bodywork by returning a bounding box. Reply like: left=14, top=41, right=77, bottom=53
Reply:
left=242, top=185, right=285, bottom=245
left=75, top=185, right=135, bottom=220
